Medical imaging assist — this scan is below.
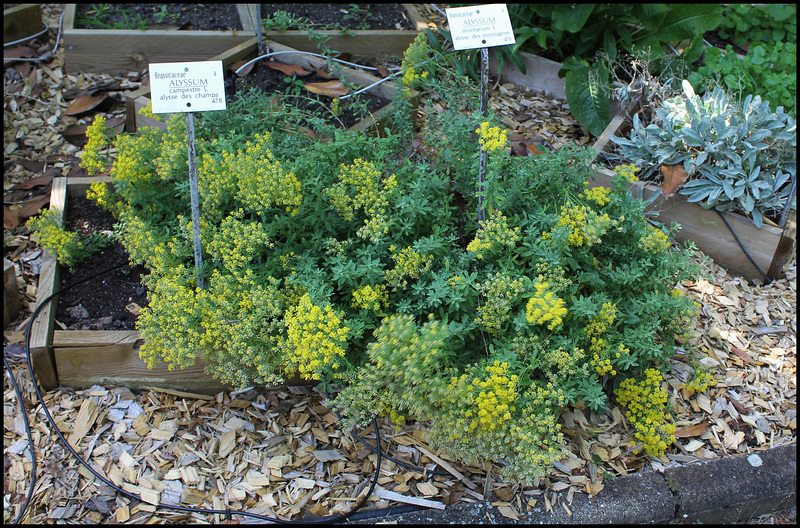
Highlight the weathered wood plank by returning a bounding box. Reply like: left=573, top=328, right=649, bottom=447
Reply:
left=591, top=100, right=638, bottom=158
left=4, top=4, right=42, bottom=45
left=54, top=343, right=234, bottom=394
left=53, top=331, right=316, bottom=393
left=62, top=4, right=256, bottom=74
left=258, top=4, right=424, bottom=61
left=29, top=177, right=67, bottom=389
left=53, top=329, right=141, bottom=347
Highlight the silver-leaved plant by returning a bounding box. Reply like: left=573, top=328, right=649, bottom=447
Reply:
left=611, top=80, right=796, bottom=227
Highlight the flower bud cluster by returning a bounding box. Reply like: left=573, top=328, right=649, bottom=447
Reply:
left=615, top=368, right=676, bottom=456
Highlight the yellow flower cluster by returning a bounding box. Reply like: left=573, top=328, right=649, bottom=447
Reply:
left=80, top=115, right=111, bottom=176
left=384, top=245, right=433, bottom=289
left=400, top=32, right=430, bottom=89
left=466, top=212, right=521, bottom=259
left=615, top=369, right=676, bottom=456
left=137, top=101, right=163, bottom=122
left=526, top=280, right=568, bottom=330
left=684, top=366, right=717, bottom=395
left=639, top=224, right=672, bottom=253
left=585, top=302, right=617, bottom=337
left=138, top=270, right=202, bottom=371
left=543, top=346, right=587, bottom=382
left=475, top=273, right=527, bottom=334
left=86, top=180, right=123, bottom=217
left=351, top=284, right=389, bottom=311
left=326, top=158, right=399, bottom=242
left=455, top=361, right=518, bottom=433
left=26, top=208, right=84, bottom=270
left=235, top=133, right=303, bottom=217
left=282, top=294, right=348, bottom=380
left=475, top=121, right=508, bottom=151
left=546, top=204, right=613, bottom=247
left=206, top=209, right=272, bottom=274
left=591, top=349, right=616, bottom=376
left=614, top=163, right=640, bottom=183
left=580, top=185, right=612, bottom=206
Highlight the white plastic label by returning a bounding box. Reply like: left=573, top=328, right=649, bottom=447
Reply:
left=446, top=4, right=515, bottom=51
left=149, top=61, right=226, bottom=114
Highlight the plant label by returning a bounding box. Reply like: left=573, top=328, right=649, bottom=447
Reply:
left=446, top=4, right=515, bottom=51
left=149, top=61, right=226, bottom=114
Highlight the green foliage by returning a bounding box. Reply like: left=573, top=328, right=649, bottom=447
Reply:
left=508, top=4, right=724, bottom=134
left=86, top=40, right=706, bottom=484
left=26, top=208, right=111, bottom=271
left=611, top=81, right=797, bottom=227
left=689, top=43, right=797, bottom=117
left=688, top=4, right=796, bottom=118
left=716, top=4, right=796, bottom=49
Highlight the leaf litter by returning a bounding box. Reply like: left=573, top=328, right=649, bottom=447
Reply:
left=3, top=4, right=796, bottom=524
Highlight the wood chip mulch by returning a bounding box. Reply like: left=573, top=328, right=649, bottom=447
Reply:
left=4, top=4, right=796, bottom=524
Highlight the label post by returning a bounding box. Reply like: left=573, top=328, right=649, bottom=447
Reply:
left=445, top=4, right=515, bottom=222
left=148, top=61, right=227, bottom=290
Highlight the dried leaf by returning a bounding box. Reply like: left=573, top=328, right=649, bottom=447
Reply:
left=11, top=168, right=58, bottom=190
left=62, top=124, right=90, bottom=147
left=497, top=505, right=519, bottom=520
left=730, top=346, right=758, bottom=365
left=3, top=46, right=35, bottom=65
left=18, top=195, right=51, bottom=220
left=312, top=65, right=335, bottom=79
left=265, top=62, right=312, bottom=77
left=65, top=94, right=108, bottom=116
left=303, top=80, right=349, bottom=98
left=660, top=164, right=688, bottom=197
left=230, top=60, right=254, bottom=77
left=3, top=206, right=21, bottom=230
left=674, top=422, right=711, bottom=438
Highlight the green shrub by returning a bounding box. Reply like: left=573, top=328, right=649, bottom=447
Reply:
left=84, top=37, right=706, bottom=484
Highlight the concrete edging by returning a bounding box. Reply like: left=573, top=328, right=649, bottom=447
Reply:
left=347, top=443, right=796, bottom=524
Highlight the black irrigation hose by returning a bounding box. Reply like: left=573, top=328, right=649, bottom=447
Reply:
left=714, top=209, right=772, bottom=284
left=7, top=262, right=392, bottom=524
left=4, top=354, right=36, bottom=525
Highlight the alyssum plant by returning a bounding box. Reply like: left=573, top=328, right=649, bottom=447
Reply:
left=78, top=34, right=705, bottom=484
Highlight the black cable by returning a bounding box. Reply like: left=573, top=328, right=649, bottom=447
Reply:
left=714, top=209, right=772, bottom=284
left=4, top=354, right=36, bottom=525
left=7, top=261, right=387, bottom=524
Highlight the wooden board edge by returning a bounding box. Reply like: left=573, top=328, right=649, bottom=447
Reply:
left=3, top=3, right=43, bottom=44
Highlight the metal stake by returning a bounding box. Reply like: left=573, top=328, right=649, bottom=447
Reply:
left=478, top=47, right=489, bottom=223
left=185, top=112, right=204, bottom=290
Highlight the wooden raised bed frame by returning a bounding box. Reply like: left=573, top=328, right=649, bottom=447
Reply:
left=62, top=4, right=424, bottom=75
left=125, top=37, right=414, bottom=136
left=260, top=4, right=426, bottom=62
left=62, top=4, right=260, bottom=74
left=4, top=3, right=43, bottom=45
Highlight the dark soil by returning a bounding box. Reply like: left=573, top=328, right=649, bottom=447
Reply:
left=260, top=4, right=415, bottom=30
left=74, top=4, right=415, bottom=32
left=74, top=4, right=243, bottom=31
left=227, top=61, right=391, bottom=130
left=55, top=194, right=148, bottom=331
